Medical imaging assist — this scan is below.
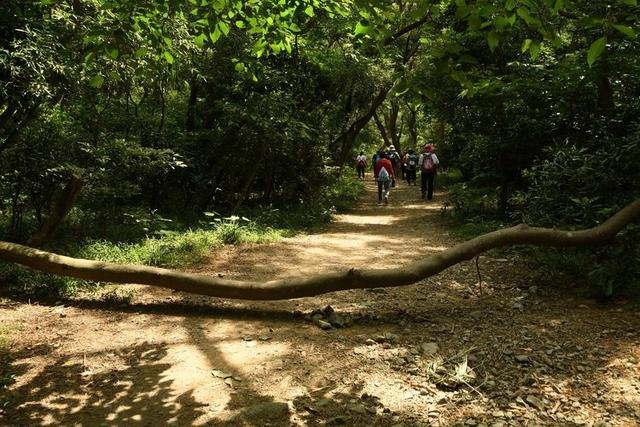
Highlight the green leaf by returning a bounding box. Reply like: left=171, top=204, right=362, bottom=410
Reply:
left=587, top=37, right=606, bottom=66
left=613, top=24, right=636, bottom=37
left=494, top=16, right=510, bottom=29
left=194, top=34, right=207, bottom=48
left=620, top=0, right=637, bottom=5
left=304, top=5, right=314, bottom=17
left=487, top=31, right=499, bottom=52
left=210, top=27, right=222, bottom=43
left=163, top=51, right=174, bottom=64
left=289, top=22, right=300, bottom=32
left=521, top=38, right=532, bottom=53
left=134, top=47, right=147, bottom=58
left=107, top=48, right=119, bottom=59
left=468, top=14, right=481, bottom=30
left=90, top=74, right=104, bottom=88
left=506, top=0, right=517, bottom=10
left=234, top=62, right=245, bottom=72
left=354, top=21, right=370, bottom=36
left=218, top=21, right=230, bottom=36
left=235, top=20, right=245, bottom=28
left=529, top=41, right=541, bottom=59
left=516, top=7, right=530, bottom=21
left=553, top=0, right=564, bottom=12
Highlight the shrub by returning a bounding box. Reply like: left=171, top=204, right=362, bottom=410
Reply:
left=321, top=168, right=366, bottom=212
left=512, top=131, right=640, bottom=298
left=441, top=183, right=499, bottom=221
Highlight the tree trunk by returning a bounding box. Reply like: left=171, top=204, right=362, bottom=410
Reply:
left=232, top=141, right=268, bottom=213
left=2, top=200, right=638, bottom=301
left=596, top=71, right=614, bottom=119
left=384, top=100, right=401, bottom=150
left=332, top=86, right=390, bottom=165
left=373, top=111, right=391, bottom=147
left=28, top=176, right=83, bottom=247
left=406, top=103, right=418, bottom=150
left=185, top=78, right=199, bottom=132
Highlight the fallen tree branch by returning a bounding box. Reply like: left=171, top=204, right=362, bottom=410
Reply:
left=1, top=200, right=639, bottom=300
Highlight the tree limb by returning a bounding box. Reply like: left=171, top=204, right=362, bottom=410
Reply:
left=1, top=200, right=639, bottom=301
left=384, top=14, right=430, bottom=46
left=332, top=86, right=391, bottom=164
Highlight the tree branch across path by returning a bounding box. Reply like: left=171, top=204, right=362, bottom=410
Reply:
left=1, top=200, right=639, bottom=301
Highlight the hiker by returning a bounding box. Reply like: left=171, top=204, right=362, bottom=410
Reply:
left=418, top=143, right=440, bottom=200
left=355, top=151, right=367, bottom=180
left=371, top=150, right=381, bottom=175
left=405, top=149, right=418, bottom=186
left=374, top=151, right=394, bottom=205
left=387, top=145, right=401, bottom=187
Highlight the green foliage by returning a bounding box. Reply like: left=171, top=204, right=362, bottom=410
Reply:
left=442, top=184, right=499, bottom=221
left=2, top=0, right=639, bottom=304
left=511, top=132, right=640, bottom=298
left=321, top=169, right=367, bottom=212
left=512, top=133, right=640, bottom=226
left=436, top=168, right=464, bottom=189
left=0, top=263, right=81, bottom=300
left=73, top=229, right=219, bottom=268
left=527, top=231, right=640, bottom=299
left=448, top=220, right=503, bottom=241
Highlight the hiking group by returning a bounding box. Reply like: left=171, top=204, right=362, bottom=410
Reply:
left=360, top=144, right=439, bottom=206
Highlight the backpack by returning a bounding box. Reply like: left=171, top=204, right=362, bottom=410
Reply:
left=378, top=167, right=390, bottom=182
left=422, top=153, right=436, bottom=173
left=357, top=158, right=365, bottom=168
left=407, top=154, right=418, bottom=170
left=389, top=151, right=399, bottom=166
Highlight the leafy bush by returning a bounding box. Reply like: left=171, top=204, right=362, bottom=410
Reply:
left=0, top=263, right=81, bottom=299
left=436, top=168, right=464, bottom=189
left=441, top=183, right=499, bottom=221
left=448, top=220, right=503, bottom=240
left=321, top=168, right=366, bottom=212
left=0, top=164, right=366, bottom=300
left=512, top=132, right=640, bottom=298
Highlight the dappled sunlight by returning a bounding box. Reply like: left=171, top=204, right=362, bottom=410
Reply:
left=398, top=202, right=445, bottom=211
left=3, top=173, right=639, bottom=427
left=335, top=213, right=401, bottom=226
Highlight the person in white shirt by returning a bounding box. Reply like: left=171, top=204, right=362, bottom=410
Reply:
left=355, top=151, right=367, bottom=180
left=418, top=144, right=440, bottom=200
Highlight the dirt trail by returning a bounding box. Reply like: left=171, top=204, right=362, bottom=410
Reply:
left=1, top=179, right=639, bottom=426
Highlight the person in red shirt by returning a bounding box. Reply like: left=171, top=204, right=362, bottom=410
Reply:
left=374, top=152, right=394, bottom=205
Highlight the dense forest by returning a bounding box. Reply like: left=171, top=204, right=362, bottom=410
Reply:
left=1, top=1, right=640, bottom=426
left=2, top=0, right=638, bottom=298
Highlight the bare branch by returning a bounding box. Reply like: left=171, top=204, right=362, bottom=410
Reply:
left=384, top=14, right=431, bottom=46
left=1, top=200, right=639, bottom=301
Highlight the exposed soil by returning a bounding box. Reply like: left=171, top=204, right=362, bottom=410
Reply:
left=1, top=179, right=639, bottom=426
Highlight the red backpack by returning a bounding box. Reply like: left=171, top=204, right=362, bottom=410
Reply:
left=422, top=153, right=436, bottom=172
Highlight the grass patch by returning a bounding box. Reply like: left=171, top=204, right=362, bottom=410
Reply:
left=448, top=220, right=503, bottom=240
left=0, top=171, right=366, bottom=300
